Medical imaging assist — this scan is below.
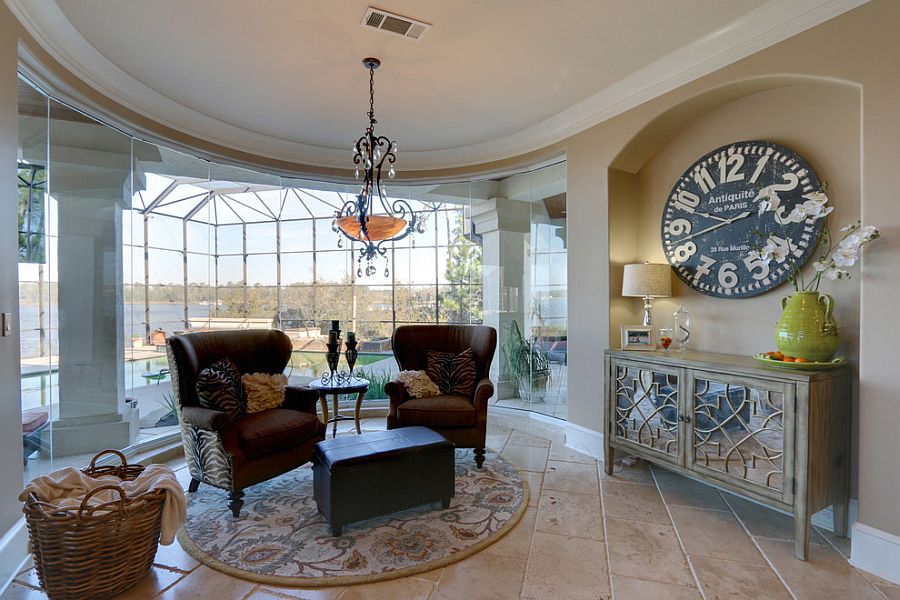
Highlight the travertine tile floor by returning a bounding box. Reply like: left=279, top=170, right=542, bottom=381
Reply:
left=6, top=410, right=900, bottom=599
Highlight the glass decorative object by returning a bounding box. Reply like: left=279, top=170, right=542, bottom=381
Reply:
left=658, top=327, right=673, bottom=352
left=673, top=305, right=692, bottom=352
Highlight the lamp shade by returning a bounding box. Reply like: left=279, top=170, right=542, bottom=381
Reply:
left=622, top=263, right=672, bottom=298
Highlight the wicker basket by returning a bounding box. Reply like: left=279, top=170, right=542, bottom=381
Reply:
left=23, top=449, right=167, bottom=600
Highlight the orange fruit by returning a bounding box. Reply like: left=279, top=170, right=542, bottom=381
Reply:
left=772, top=352, right=784, bottom=360
left=795, top=357, right=809, bottom=363
left=783, top=356, right=795, bottom=362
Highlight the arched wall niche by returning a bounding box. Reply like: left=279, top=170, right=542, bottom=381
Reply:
left=606, top=74, right=863, bottom=496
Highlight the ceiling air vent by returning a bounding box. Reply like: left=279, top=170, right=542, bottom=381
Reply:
left=361, top=7, right=432, bottom=41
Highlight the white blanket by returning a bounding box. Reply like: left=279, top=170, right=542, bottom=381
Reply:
left=20, top=464, right=187, bottom=545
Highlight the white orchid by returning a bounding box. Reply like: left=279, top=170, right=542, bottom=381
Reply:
left=757, top=237, right=788, bottom=264
left=754, top=187, right=782, bottom=216
left=802, top=191, right=829, bottom=204
left=831, top=245, right=858, bottom=268
left=787, top=192, right=833, bottom=223
left=824, top=268, right=850, bottom=281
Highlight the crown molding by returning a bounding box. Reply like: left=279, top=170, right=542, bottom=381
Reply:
left=5, top=0, right=870, bottom=172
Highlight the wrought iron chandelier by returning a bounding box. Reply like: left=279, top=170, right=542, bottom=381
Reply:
left=333, top=57, right=425, bottom=278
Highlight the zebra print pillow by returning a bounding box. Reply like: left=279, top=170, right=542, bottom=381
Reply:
left=196, top=357, right=246, bottom=420
left=426, top=348, right=477, bottom=397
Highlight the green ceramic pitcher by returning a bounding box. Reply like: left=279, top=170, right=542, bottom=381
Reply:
left=774, top=291, right=840, bottom=362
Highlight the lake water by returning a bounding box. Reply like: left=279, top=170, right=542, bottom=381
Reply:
left=19, top=302, right=206, bottom=359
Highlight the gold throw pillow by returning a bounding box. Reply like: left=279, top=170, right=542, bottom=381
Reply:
left=397, top=370, right=442, bottom=398
left=241, top=372, right=288, bottom=413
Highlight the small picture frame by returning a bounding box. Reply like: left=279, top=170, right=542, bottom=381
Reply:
left=621, top=325, right=655, bottom=351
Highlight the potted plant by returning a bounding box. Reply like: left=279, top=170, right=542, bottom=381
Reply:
left=503, top=320, right=551, bottom=402
left=753, top=185, right=880, bottom=361
left=131, top=333, right=144, bottom=349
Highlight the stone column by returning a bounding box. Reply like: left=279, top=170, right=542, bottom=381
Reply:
left=472, top=198, right=530, bottom=399
left=48, top=123, right=133, bottom=456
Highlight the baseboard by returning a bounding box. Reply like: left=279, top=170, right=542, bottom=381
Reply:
left=849, top=522, right=900, bottom=585
left=564, top=422, right=604, bottom=459
left=0, top=518, right=29, bottom=596
left=811, top=499, right=858, bottom=534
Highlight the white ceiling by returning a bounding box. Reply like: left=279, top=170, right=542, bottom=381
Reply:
left=8, top=0, right=867, bottom=172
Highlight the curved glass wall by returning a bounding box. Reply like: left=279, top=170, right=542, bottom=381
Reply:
left=16, top=73, right=566, bottom=481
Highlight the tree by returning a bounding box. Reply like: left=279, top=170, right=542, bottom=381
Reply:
left=441, top=213, right=482, bottom=323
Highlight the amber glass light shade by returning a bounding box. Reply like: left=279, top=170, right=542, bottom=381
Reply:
left=337, top=215, right=407, bottom=242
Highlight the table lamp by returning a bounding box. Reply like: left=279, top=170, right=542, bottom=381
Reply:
left=622, top=262, right=672, bottom=326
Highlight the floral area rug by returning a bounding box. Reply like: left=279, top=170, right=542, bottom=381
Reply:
left=177, top=448, right=528, bottom=587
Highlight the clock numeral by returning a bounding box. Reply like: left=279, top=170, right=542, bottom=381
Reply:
left=672, top=241, right=697, bottom=264
left=674, top=191, right=700, bottom=213
left=718, top=262, right=739, bottom=289
left=749, top=154, right=770, bottom=184
left=743, top=254, right=770, bottom=280
left=774, top=205, right=793, bottom=225
left=718, top=154, right=745, bottom=184
left=694, top=255, right=716, bottom=281
left=693, top=168, right=715, bottom=194
left=667, top=218, right=692, bottom=236
left=770, top=172, right=799, bottom=193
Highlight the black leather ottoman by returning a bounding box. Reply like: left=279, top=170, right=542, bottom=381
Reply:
left=312, top=426, right=455, bottom=536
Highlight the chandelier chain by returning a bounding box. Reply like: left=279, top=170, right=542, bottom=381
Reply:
left=368, top=66, right=376, bottom=129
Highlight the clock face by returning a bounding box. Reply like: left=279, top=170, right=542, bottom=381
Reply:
left=661, top=140, right=823, bottom=298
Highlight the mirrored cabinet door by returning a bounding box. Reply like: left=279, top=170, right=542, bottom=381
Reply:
left=687, top=370, right=794, bottom=502
left=611, top=361, right=680, bottom=464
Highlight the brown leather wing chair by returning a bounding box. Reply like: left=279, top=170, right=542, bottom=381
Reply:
left=167, top=329, right=325, bottom=517
left=384, top=325, right=497, bottom=468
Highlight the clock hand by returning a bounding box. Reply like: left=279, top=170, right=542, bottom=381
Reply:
left=694, top=211, right=731, bottom=223
left=677, top=211, right=752, bottom=243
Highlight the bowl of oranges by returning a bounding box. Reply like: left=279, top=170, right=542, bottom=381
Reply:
left=753, top=351, right=846, bottom=370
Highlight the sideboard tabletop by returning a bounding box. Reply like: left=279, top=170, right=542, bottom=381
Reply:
left=605, top=349, right=847, bottom=382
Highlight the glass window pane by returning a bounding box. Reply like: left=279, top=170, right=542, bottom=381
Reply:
left=395, top=286, right=437, bottom=323
left=281, top=252, right=314, bottom=284
left=246, top=287, right=278, bottom=318
left=315, top=218, right=342, bottom=252
left=393, top=248, right=437, bottom=284
left=216, top=224, right=243, bottom=255
left=247, top=254, right=277, bottom=286
left=216, top=255, right=244, bottom=285
left=314, top=286, right=353, bottom=321
left=187, top=253, right=212, bottom=285
left=280, top=219, right=314, bottom=252
left=246, top=222, right=276, bottom=253
left=147, top=249, right=182, bottom=285
left=187, top=220, right=211, bottom=252
left=147, top=214, right=183, bottom=249
left=316, top=251, right=352, bottom=284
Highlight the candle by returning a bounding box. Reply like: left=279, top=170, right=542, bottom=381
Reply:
left=347, top=331, right=356, bottom=342
left=328, top=330, right=338, bottom=344
left=330, top=319, right=340, bottom=332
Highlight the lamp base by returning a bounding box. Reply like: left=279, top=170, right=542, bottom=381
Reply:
left=642, top=297, right=653, bottom=327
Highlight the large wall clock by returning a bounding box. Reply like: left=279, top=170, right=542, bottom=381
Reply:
left=661, top=140, right=823, bottom=298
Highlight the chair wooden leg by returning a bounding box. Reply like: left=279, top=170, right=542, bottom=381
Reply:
left=229, top=490, right=245, bottom=518
left=474, top=447, right=486, bottom=469
left=188, top=478, right=201, bottom=493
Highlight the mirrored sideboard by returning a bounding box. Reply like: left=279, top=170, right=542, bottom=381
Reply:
left=603, top=349, right=851, bottom=560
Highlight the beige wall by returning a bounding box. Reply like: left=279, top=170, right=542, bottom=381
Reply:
left=0, top=0, right=25, bottom=564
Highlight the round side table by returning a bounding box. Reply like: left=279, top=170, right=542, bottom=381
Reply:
left=308, top=377, right=370, bottom=438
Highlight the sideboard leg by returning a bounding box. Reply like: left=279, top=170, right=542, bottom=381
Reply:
left=603, top=445, right=615, bottom=475
left=794, top=507, right=810, bottom=560
left=833, top=499, right=850, bottom=538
